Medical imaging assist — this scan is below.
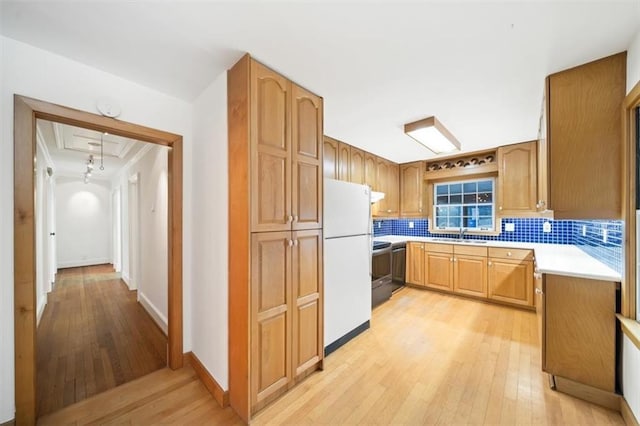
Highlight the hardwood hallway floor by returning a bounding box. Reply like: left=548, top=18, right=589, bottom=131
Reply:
left=37, top=265, right=167, bottom=417
left=38, top=287, right=624, bottom=425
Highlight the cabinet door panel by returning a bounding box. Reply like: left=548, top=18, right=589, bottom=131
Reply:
left=251, top=232, right=292, bottom=404
left=497, top=141, right=537, bottom=216
left=255, top=152, right=289, bottom=231
left=338, top=143, right=350, bottom=181
left=350, top=147, right=365, bottom=184
left=323, top=138, right=338, bottom=179
left=406, top=242, right=424, bottom=285
left=424, top=251, right=453, bottom=291
left=488, top=259, right=533, bottom=306
left=454, top=255, right=487, bottom=297
left=251, top=62, right=291, bottom=232
left=364, top=153, right=377, bottom=190
left=292, top=84, right=323, bottom=230
left=292, top=230, right=323, bottom=378
left=400, top=161, right=425, bottom=217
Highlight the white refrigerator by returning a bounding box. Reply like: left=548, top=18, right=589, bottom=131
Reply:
left=323, top=178, right=372, bottom=353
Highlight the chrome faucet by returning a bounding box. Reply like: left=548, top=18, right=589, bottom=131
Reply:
left=459, top=227, right=467, bottom=240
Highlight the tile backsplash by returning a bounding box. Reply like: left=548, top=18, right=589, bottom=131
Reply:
left=373, top=217, right=623, bottom=274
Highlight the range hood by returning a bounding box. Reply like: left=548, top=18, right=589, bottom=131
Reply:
left=370, top=191, right=385, bottom=204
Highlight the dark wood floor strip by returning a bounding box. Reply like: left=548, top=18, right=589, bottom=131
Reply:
left=37, top=265, right=167, bottom=417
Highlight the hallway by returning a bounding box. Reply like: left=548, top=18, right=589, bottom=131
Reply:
left=37, top=265, right=167, bottom=417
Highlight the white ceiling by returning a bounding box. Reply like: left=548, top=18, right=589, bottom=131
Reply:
left=37, top=119, right=148, bottom=181
left=3, top=1, right=639, bottom=163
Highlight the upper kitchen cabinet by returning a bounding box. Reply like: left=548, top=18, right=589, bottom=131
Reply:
left=400, top=161, right=426, bottom=217
left=375, top=158, right=399, bottom=217
left=497, top=141, right=538, bottom=217
left=350, top=146, right=365, bottom=184
left=323, top=136, right=338, bottom=179
left=248, top=60, right=323, bottom=233
left=364, top=152, right=378, bottom=190
left=543, top=52, right=626, bottom=219
left=337, top=140, right=351, bottom=181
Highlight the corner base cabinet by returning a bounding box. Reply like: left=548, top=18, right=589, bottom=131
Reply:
left=228, top=54, right=324, bottom=422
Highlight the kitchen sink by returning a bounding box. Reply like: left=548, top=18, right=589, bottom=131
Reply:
left=429, top=238, right=487, bottom=244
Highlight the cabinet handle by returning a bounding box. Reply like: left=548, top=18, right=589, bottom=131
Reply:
left=507, top=252, right=512, bottom=257
left=287, top=215, right=293, bottom=223
left=293, top=215, right=298, bottom=222
left=450, top=257, right=454, bottom=262
left=387, top=209, right=391, bottom=213
left=288, top=239, right=294, bottom=247
left=535, top=288, right=543, bottom=295
left=533, top=272, right=542, bottom=279
left=419, top=208, right=422, bottom=212
left=488, top=261, right=492, bottom=266
left=499, top=206, right=503, bottom=211
left=294, top=239, right=299, bottom=246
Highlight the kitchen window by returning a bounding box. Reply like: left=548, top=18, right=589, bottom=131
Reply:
left=434, top=178, right=495, bottom=231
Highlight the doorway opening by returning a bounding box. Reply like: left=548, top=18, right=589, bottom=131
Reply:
left=14, top=95, right=184, bottom=424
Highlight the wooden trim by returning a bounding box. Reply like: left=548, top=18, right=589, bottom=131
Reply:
left=227, top=54, right=251, bottom=423
left=618, top=314, right=640, bottom=350
left=624, top=80, right=640, bottom=319
left=13, top=95, right=183, bottom=424
left=622, top=395, right=640, bottom=426
left=184, top=352, right=229, bottom=408
left=553, top=375, right=621, bottom=411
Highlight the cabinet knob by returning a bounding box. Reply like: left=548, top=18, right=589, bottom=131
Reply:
left=419, top=208, right=422, bottom=212
left=294, top=239, right=299, bottom=246
left=535, top=288, right=543, bottom=295
left=450, top=257, right=454, bottom=262
left=288, top=239, right=294, bottom=247
left=533, top=272, right=542, bottom=279
left=499, top=206, right=503, bottom=211
left=287, top=215, right=293, bottom=223
left=507, top=252, right=512, bottom=257
left=387, top=209, right=391, bottom=213
left=293, top=215, right=298, bottom=222
left=488, top=261, right=492, bottom=266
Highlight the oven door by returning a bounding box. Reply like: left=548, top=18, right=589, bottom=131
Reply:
left=372, top=247, right=392, bottom=307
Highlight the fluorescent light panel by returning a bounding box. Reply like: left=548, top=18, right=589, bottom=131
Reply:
left=404, top=116, right=460, bottom=154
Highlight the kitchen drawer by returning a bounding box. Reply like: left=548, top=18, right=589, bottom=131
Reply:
left=488, top=247, right=533, bottom=261
left=454, top=245, right=488, bottom=257
left=424, top=243, right=453, bottom=254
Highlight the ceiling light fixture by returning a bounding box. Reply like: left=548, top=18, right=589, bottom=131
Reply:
left=404, top=116, right=461, bottom=154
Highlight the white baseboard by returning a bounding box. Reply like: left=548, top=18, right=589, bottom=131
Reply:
left=57, top=257, right=111, bottom=268
left=138, top=291, right=168, bottom=335
left=36, top=293, right=48, bottom=326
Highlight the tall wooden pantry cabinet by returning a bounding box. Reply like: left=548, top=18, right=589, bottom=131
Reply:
left=228, top=54, right=325, bottom=422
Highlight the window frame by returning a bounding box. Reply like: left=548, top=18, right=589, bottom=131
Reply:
left=432, top=177, right=497, bottom=233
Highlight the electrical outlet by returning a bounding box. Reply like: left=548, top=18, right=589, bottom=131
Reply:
left=602, top=228, right=608, bottom=243
left=543, top=221, right=552, bottom=233
left=582, top=225, right=587, bottom=236
left=505, top=223, right=515, bottom=232
left=377, top=222, right=381, bottom=228
left=409, top=221, right=414, bottom=229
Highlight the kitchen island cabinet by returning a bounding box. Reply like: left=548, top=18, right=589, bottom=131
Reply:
left=541, top=274, right=619, bottom=408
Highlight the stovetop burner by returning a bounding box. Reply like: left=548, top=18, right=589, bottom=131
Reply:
left=372, top=240, right=392, bottom=250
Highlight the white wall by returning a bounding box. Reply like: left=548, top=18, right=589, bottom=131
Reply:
left=624, top=28, right=640, bottom=423
left=627, top=30, right=640, bottom=94
left=55, top=177, right=112, bottom=268
left=191, top=72, right=229, bottom=388
left=0, top=36, right=195, bottom=422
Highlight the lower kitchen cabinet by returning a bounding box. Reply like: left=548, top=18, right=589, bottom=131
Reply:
left=487, top=248, right=534, bottom=307
left=423, top=243, right=453, bottom=291
left=405, top=242, right=534, bottom=309
left=453, top=245, right=488, bottom=298
left=406, top=242, right=425, bottom=285
left=250, top=229, right=324, bottom=413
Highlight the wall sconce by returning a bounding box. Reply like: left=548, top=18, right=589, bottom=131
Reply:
left=404, top=116, right=461, bottom=154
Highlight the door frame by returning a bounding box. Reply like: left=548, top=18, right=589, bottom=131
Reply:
left=14, top=95, right=184, bottom=424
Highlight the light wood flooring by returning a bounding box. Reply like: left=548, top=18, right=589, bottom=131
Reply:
left=38, top=286, right=624, bottom=425
left=37, top=265, right=167, bottom=417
